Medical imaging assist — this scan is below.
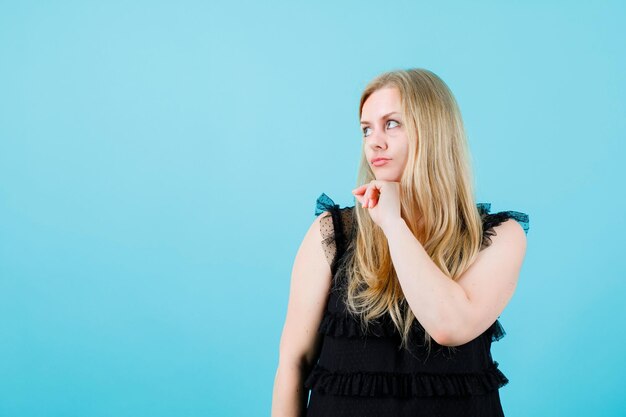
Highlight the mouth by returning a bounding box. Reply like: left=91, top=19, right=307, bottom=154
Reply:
left=371, top=158, right=390, bottom=167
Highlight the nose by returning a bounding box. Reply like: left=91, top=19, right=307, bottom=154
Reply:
left=367, top=128, right=388, bottom=150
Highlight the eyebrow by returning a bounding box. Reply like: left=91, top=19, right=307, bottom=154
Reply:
left=360, top=112, right=401, bottom=125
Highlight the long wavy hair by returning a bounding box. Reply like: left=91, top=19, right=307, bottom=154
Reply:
left=341, top=68, right=485, bottom=355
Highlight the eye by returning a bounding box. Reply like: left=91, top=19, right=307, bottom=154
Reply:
left=387, top=120, right=399, bottom=129
left=362, top=120, right=400, bottom=138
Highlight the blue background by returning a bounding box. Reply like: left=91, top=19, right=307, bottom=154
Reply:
left=1, top=1, right=624, bottom=416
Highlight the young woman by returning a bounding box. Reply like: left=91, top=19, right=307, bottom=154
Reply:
left=271, top=68, right=529, bottom=417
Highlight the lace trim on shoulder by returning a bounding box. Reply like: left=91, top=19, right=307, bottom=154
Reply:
left=315, top=193, right=338, bottom=216
left=314, top=193, right=354, bottom=274
left=478, top=202, right=529, bottom=250
left=303, top=360, right=509, bottom=397
left=319, top=214, right=338, bottom=268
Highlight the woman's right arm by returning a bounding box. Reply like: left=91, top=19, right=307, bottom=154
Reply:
left=271, top=212, right=333, bottom=417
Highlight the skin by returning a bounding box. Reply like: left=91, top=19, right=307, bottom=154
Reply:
left=354, top=86, right=407, bottom=229
left=272, top=85, right=528, bottom=416
left=272, top=210, right=330, bottom=416
left=358, top=87, right=408, bottom=184
left=350, top=87, right=528, bottom=346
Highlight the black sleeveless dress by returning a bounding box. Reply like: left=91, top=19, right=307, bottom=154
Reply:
left=304, top=193, right=530, bottom=417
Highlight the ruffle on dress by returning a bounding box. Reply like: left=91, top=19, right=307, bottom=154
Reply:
left=315, top=192, right=344, bottom=216
left=303, top=360, right=509, bottom=397
left=489, top=319, right=506, bottom=342
left=316, top=194, right=529, bottom=236
left=314, top=193, right=355, bottom=276
left=478, top=202, right=530, bottom=251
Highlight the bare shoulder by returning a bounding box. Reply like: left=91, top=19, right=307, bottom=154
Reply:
left=487, top=217, right=527, bottom=252
left=277, top=212, right=333, bottom=371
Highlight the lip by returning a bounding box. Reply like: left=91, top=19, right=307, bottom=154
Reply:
left=371, top=157, right=390, bottom=167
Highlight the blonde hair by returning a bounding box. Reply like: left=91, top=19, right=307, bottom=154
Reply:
left=341, top=68, right=485, bottom=355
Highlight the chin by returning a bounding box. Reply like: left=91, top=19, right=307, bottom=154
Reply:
left=375, top=174, right=401, bottom=182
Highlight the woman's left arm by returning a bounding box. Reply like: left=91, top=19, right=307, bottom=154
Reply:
left=382, top=217, right=527, bottom=347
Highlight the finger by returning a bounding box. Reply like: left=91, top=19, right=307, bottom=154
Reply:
left=366, top=184, right=379, bottom=201
left=353, top=192, right=365, bottom=205
left=352, top=184, right=367, bottom=194
left=366, top=188, right=377, bottom=208
left=365, top=187, right=372, bottom=207
left=370, top=188, right=381, bottom=207
left=353, top=189, right=366, bottom=198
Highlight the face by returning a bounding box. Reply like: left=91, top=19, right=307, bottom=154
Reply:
left=360, top=87, right=409, bottom=182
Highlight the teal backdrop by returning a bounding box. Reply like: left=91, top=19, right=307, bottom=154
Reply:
left=1, top=1, right=624, bottom=416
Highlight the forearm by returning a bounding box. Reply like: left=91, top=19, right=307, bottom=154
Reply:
left=382, top=217, right=470, bottom=344
left=271, top=361, right=309, bottom=417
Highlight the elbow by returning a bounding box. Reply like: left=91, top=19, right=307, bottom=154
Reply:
left=428, top=323, right=455, bottom=347
left=430, top=312, right=467, bottom=347
left=431, top=329, right=457, bottom=347
left=432, top=319, right=475, bottom=347
left=433, top=332, right=464, bottom=347
left=433, top=290, right=473, bottom=347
